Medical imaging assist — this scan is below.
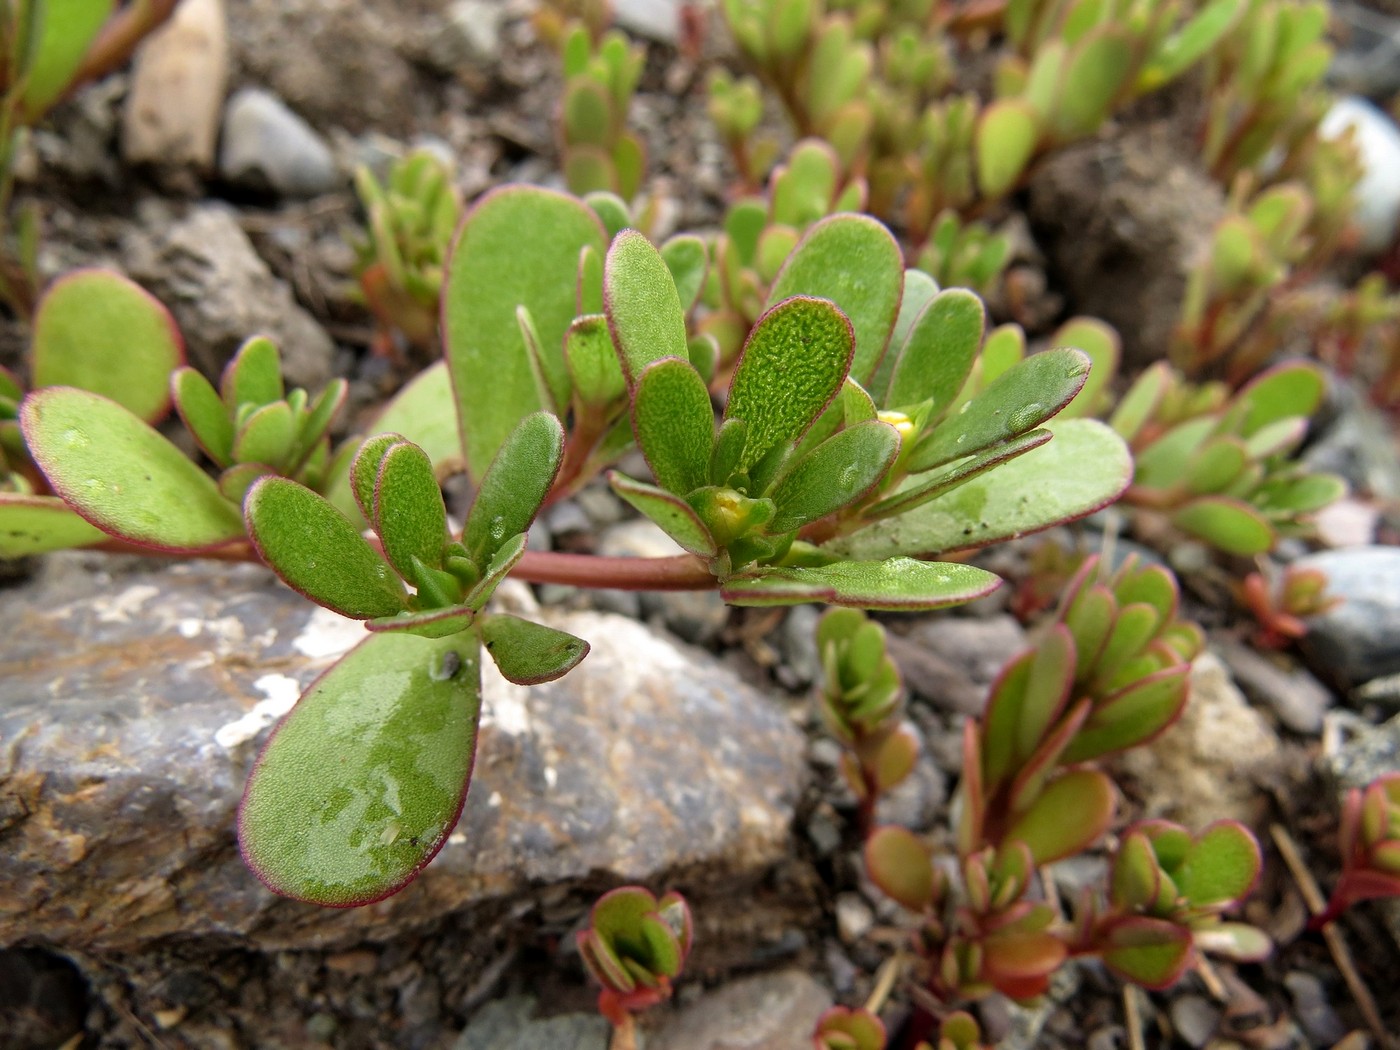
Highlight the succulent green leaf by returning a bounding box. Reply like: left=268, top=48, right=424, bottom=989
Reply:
left=465, top=532, right=528, bottom=610
left=368, top=606, right=474, bottom=638
left=768, top=419, right=899, bottom=532
left=1099, top=918, right=1193, bottom=989
left=661, top=235, right=709, bottom=313
left=1171, top=496, right=1276, bottom=555
left=975, top=99, right=1038, bottom=199
left=31, top=269, right=183, bottom=424
left=981, top=652, right=1034, bottom=791
left=19, top=0, right=114, bottom=121
left=911, top=348, right=1090, bottom=472
left=585, top=191, right=632, bottom=240
left=1061, top=666, right=1189, bottom=763
left=1235, top=361, right=1323, bottom=436
left=22, top=388, right=244, bottom=551
left=172, top=367, right=234, bottom=467
left=238, top=630, right=481, bottom=906
left=565, top=314, right=627, bottom=411
left=866, top=429, right=1050, bottom=520
left=374, top=442, right=448, bottom=583
left=605, top=229, right=691, bottom=385
left=350, top=434, right=401, bottom=526
left=885, top=289, right=985, bottom=414
left=871, top=270, right=939, bottom=400
left=609, top=472, right=718, bottom=557
left=766, top=215, right=903, bottom=385
left=836, top=420, right=1131, bottom=559
left=0, top=493, right=108, bottom=556
left=221, top=336, right=284, bottom=413
left=1053, top=27, right=1134, bottom=140
left=721, top=558, right=1001, bottom=610
left=1004, top=769, right=1115, bottom=864
left=870, top=726, right=919, bottom=793
left=444, top=186, right=605, bottom=481
left=1139, top=0, right=1243, bottom=90
left=632, top=357, right=714, bottom=496
left=1053, top=318, right=1120, bottom=419
left=246, top=476, right=407, bottom=619
left=709, top=418, right=747, bottom=487
left=865, top=826, right=936, bottom=912
left=462, top=412, right=564, bottom=569
left=1111, top=831, right=1163, bottom=911
left=480, top=613, right=590, bottom=685
left=1186, top=437, right=1249, bottom=495
left=297, top=379, right=348, bottom=462
left=563, top=78, right=613, bottom=147
left=725, top=296, right=854, bottom=471
left=233, top=400, right=295, bottom=468
left=1175, top=822, right=1261, bottom=907
left=1194, top=922, right=1272, bottom=962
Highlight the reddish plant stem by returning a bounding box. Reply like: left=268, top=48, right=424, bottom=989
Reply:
left=93, top=536, right=717, bottom=592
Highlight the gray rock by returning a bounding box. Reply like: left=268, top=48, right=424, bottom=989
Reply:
left=422, top=0, right=505, bottom=74
left=454, top=996, right=609, bottom=1050
left=775, top=604, right=821, bottom=689
left=613, top=0, right=682, bottom=44
left=1028, top=125, right=1226, bottom=368
left=123, top=202, right=335, bottom=391
left=646, top=970, right=833, bottom=1050
left=219, top=87, right=340, bottom=197
left=0, top=557, right=810, bottom=969
left=1329, top=1, right=1400, bottom=98
left=1295, top=546, right=1400, bottom=688
left=1214, top=639, right=1333, bottom=735
left=1283, top=971, right=1347, bottom=1047
left=1169, top=993, right=1220, bottom=1048
left=597, top=518, right=729, bottom=644
left=1304, top=378, right=1400, bottom=502
left=122, top=0, right=229, bottom=171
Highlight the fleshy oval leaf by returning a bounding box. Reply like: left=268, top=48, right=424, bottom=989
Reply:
left=21, top=387, right=244, bottom=551
left=462, top=412, right=565, bottom=569
left=865, top=825, right=936, bottom=912
left=480, top=613, right=591, bottom=685
left=632, top=357, right=714, bottom=496
left=238, top=631, right=482, bottom=906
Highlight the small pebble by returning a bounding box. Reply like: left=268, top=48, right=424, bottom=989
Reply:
left=1170, top=993, right=1221, bottom=1048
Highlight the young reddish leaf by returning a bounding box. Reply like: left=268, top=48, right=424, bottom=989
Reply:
left=884, top=288, right=985, bottom=414
left=767, top=418, right=899, bottom=531
left=1006, top=698, right=1092, bottom=816
left=981, top=929, right=1067, bottom=985
left=238, top=631, right=481, bottom=906
left=870, top=724, right=920, bottom=793
left=1090, top=602, right=1162, bottom=683
left=725, top=296, right=854, bottom=471
left=721, top=558, right=1001, bottom=611
left=0, top=493, right=108, bottom=557
left=609, top=472, right=718, bottom=557
left=462, top=412, right=565, bottom=569
left=605, top=229, right=691, bottom=385
left=1064, top=583, right=1116, bottom=681
left=814, top=1006, right=887, bottom=1050
left=1175, top=821, right=1262, bottom=907
left=1003, top=769, right=1115, bottom=864
left=443, top=186, right=605, bottom=480
left=632, top=357, right=714, bottom=496
left=31, top=269, right=183, bottom=424
left=374, top=441, right=449, bottom=583
left=1015, top=624, right=1077, bottom=761
left=22, top=387, right=244, bottom=551
left=245, top=476, right=406, bottom=619
left=1098, top=917, right=1193, bottom=989
left=865, top=825, right=936, bottom=911
left=172, top=367, right=234, bottom=467
left=766, top=214, right=904, bottom=385
left=835, top=420, right=1131, bottom=560
left=479, top=613, right=590, bottom=684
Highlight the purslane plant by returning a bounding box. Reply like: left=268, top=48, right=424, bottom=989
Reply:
left=578, top=886, right=692, bottom=1044
left=19, top=187, right=1131, bottom=906
left=839, top=557, right=1266, bottom=1025
left=1238, top=561, right=1339, bottom=650
left=1315, top=773, right=1400, bottom=927
left=553, top=14, right=646, bottom=200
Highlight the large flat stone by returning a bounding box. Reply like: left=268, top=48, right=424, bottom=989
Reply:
left=0, top=555, right=810, bottom=955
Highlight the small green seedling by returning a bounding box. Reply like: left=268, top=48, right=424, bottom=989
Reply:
left=554, top=17, right=646, bottom=199
left=578, top=886, right=692, bottom=1034
left=352, top=149, right=462, bottom=354
left=915, top=211, right=1011, bottom=297
left=816, top=607, right=916, bottom=835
